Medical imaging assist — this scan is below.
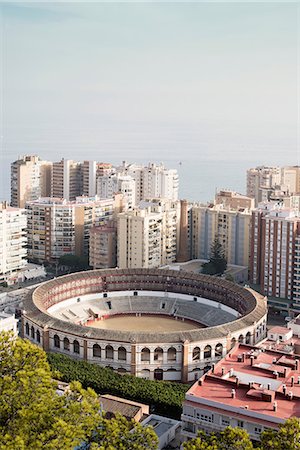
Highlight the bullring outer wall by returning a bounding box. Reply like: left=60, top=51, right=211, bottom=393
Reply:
left=22, top=268, right=267, bottom=382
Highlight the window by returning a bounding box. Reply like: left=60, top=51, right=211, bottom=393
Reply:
left=105, top=345, right=114, bottom=359
left=193, top=347, right=200, bottom=361
left=36, top=329, right=41, bottom=343
left=215, top=343, right=223, bottom=358
left=141, top=347, right=150, bottom=362
left=93, top=344, right=101, bottom=358
left=222, top=418, right=230, bottom=426
left=204, top=345, right=212, bottom=359
left=154, top=347, right=163, bottom=362
left=106, top=301, right=112, bottom=310
left=237, top=420, right=244, bottom=428
left=196, top=413, right=214, bottom=423
left=167, top=347, right=176, bottom=362
left=73, top=340, right=80, bottom=354
left=31, top=326, right=35, bottom=339
left=64, top=337, right=70, bottom=351
left=118, top=346, right=126, bottom=361
left=54, top=334, right=60, bottom=348
left=25, top=322, right=29, bottom=336
left=254, top=427, right=262, bottom=435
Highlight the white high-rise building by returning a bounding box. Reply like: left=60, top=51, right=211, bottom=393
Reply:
left=119, top=162, right=179, bottom=204
left=0, top=202, right=27, bottom=281
left=117, top=199, right=180, bottom=269
left=246, top=166, right=281, bottom=206
left=97, top=173, right=136, bottom=209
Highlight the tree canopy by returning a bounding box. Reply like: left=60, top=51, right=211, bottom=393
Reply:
left=183, top=419, right=300, bottom=450
left=202, top=237, right=227, bottom=276
left=260, top=417, right=300, bottom=450
left=183, top=428, right=254, bottom=450
left=0, top=333, right=158, bottom=450
left=59, top=254, right=90, bottom=270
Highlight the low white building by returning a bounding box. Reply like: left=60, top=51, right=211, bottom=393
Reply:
left=0, top=312, right=18, bottom=335
left=141, top=414, right=180, bottom=450
left=0, top=202, right=27, bottom=283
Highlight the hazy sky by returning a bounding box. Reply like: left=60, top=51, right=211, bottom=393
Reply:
left=0, top=1, right=299, bottom=200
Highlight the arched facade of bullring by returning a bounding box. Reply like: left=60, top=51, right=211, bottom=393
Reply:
left=22, top=269, right=268, bottom=382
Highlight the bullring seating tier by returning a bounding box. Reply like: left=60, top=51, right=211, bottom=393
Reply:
left=52, top=295, right=236, bottom=327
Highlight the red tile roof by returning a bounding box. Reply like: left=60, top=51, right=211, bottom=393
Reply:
left=185, top=344, right=300, bottom=423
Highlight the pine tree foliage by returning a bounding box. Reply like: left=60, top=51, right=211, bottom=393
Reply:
left=202, top=237, right=227, bottom=276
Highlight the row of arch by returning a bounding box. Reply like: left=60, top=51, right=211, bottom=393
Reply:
left=92, top=344, right=127, bottom=361
left=25, top=323, right=41, bottom=343
left=140, top=347, right=177, bottom=362
left=192, top=343, right=223, bottom=361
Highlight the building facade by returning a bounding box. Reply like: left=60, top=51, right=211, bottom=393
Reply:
left=250, top=203, right=300, bottom=301
left=191, top=204, right=251, bottom=267
left=26, top=196, right=119, bottom=263
left=97, top=174, right=136, bottom=209
left=0, top=202, right=27, bottom=282
left=82, top=160, right=97, bottom=197
left=117, top=199, right=180, bottom=269
left=51, top=159, right=83, bottom=201
left=181, top=343, right=300, bottom=443
left=11, top=155, right=52, bottom=208
left=246, top=166, right=281, bottom=206
left=89, top=223, right=117, bottom=269
left=119, top=162, right=179, bottom=204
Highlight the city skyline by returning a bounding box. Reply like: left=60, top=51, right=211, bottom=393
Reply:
left=0, top=1, right=299, bottom=201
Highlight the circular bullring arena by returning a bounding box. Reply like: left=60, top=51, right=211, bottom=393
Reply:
left=22, top=268, right=268, bottom=382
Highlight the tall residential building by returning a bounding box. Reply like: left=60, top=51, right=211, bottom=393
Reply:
left=11, top=155, right=52, bottom=208
left=51, top=159, right=83, bottom=201
left=191, top=204, right=251, bottom=267
left=250, top=203, right=300, bottom=301
left=82, top=160, right=97, bottom=197
left=117, top=199, right=180, bottom=269
left=0, top=202, right=27, bottom=281
left=246, top=166, right=281, bottom=206
left=89, top=222, right=117, bottom=269
left=120, top=162, right=179, bottom=204
left=26, top=196, right=120, bottom=263
left=97, top=173, right=136, bottom=209
left=177, top=199, right=193, bottom=262
left=281, top=166, right=300, bottom=194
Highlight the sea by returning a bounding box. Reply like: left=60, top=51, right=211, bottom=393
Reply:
left=0, top=121, right=297, bottom=204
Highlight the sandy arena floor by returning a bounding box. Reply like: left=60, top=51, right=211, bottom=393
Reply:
left=86, top=315, right=204, bottom=332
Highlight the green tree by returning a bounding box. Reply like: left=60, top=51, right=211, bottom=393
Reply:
left=0, top=333, right=159, bottom=450
left=202, top=237, right=227, bottom=276
left=0, top=332, right=101, bottom=450
left=183, top=428, right=255, bottom=450
left=90, top=414, right=158, bottom=450
left=59, top=254, right=89, bottom=270
left=260, top=417, right=300, bottom=450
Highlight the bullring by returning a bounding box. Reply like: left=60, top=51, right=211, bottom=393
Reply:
left=22, top=268, right=267, bottom=382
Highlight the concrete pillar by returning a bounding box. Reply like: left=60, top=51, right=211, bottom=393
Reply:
left=83, top=340, right=88, bottom=361
left=131, top=343, right=137, bottom=376
left=181, top=341, right=189, bottom=383
left=43, top=327, right=50, bottom=352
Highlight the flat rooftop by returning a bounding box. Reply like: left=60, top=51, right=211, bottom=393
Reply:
left=186, top=344, right=300, bottom=423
